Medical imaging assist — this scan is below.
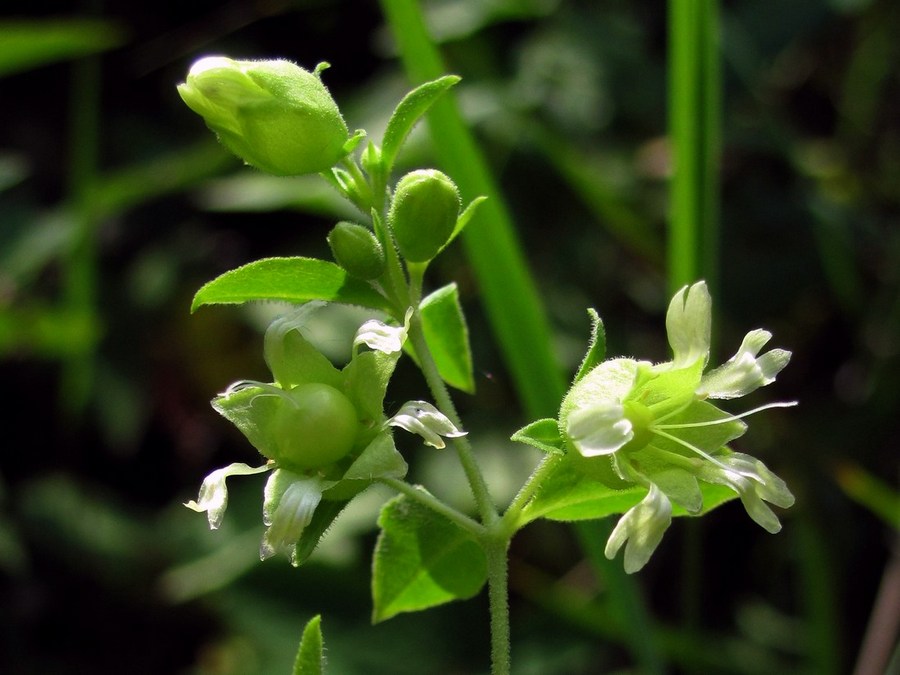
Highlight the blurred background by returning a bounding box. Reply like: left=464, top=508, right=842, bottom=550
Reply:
left=1, top=0, right=898, bottom=673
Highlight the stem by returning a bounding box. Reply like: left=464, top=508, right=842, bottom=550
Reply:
left=379, top=477, right=485, bottom=536
left=406, top=310, right=498, bottom=526
left=485, top=537, right=511, bottom=675
left=500, top=453, right=563, bottom=536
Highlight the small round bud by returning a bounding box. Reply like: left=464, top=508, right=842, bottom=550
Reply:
left=272, top=383, right=360, bottom=471
left=178, top=56, right=349, bottom=176
left=327, top=221, right=386, bottom=280
left=388, top=169, right=461, bottom=262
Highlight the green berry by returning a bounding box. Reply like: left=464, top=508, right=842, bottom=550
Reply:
left=272, top=383, right=360, bottom=471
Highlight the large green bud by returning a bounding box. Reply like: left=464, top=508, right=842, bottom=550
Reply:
left=178, top=56, right=349, bottom=176
left=388, top=169, right=461, bottom=262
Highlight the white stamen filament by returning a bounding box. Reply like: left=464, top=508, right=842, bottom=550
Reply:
left=653, top=401, right=797, bottom=430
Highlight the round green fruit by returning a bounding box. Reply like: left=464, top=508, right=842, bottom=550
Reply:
left=272, top=383, right=359, bottom=471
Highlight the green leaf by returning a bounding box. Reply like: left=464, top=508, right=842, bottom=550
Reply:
left=191, top=257, right=392, bottom=313
left=372, top=494, right=486, bottom=622
left=573, top=308, right=606, bottom=382
left=381, top=75, right=461, bottom=175
left=292, top=614, right=325, bottom=675
left=418, top=283, right=474, bottom=392
left=520, top=456, right=736, bottom=525
left=0, top=20, right=126, bottom=78
left=510, top=418, right=565, bottom=454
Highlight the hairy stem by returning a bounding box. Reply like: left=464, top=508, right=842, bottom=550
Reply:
left=379, top=477, right=485, bottom=536
left=406, top=310, right=498, bottom=526
left=485, top=537, right=511, bottom=675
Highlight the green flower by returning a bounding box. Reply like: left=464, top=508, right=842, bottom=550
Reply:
left=186, top=306, right=408, bottom=564
left=178, top=56, right=350, bottom=175
left=560, top=281, right=795, bottom=572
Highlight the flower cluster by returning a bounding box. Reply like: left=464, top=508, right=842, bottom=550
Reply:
left=186, top=306, right=463, bottom=565
left=560, top=282, right=795, bottom=573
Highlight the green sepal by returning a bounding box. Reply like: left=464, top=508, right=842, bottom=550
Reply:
left=191, top=257, right=391, bottom=313
left=510, top=418, right=565, bottom=454
left=573, top=308, right=606, bottom=382
left=342, top=348, right=403, bottom=426
left=372, top=493, right=487, bottom=623
left=292, top=497, right=350, bottom=566
left=292, top=615, right=325, bottom=675
left=441, top=195, right=487, bottom=253
left=324, top=433, right=408, bottom=500
left=519, top=455, right=737, bottom=525
left=342, top=129, right=367, bottom=155
left=381, top=74, right=461, bottom=175
left=264, top=304, right=343, bottom=389
left=414, top=283, right=474, bottom=393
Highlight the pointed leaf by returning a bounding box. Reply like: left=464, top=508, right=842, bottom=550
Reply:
left=574, top=308, right=606, bottom=382
left=372, top=494, right=486, bottom=622
left=191, top=257, right=391, bottom=312
left=381, top=75, right=461, bottom=174
left=292, top=615, right=325, bottom=675
left=511, top=418, right=565, bottom=454
left=417, top=283, right=474, bottom=392
left=442, top=195, right=487, bottom=251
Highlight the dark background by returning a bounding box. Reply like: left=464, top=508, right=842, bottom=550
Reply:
left=1, top=1, right=897, bottom=673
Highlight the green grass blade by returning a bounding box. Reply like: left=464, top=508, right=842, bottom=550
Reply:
left=379, top=0, right=566, bottom=418
left=668, top=0, right=721, bottom=294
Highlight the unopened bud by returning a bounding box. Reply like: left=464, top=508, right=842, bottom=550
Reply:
left=327, top=221, right=385, bottom=280
left=388, top=169, right=460, bottom=262
left=178, top=56, right=349, bottom=175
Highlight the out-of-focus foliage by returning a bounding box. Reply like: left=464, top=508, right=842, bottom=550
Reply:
left=0, top=1, right=897, bottom=673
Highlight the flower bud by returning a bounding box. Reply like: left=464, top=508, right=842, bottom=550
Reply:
left=388, top=169, right=461, bottom=262
left=178, top=56, right=349, bottom=175
left=327, top=221, right=385, bottom=280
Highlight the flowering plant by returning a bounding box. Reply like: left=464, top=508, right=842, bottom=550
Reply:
left=178, top=56, right=795, bottom=674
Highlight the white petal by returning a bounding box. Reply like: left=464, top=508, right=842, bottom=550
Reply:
left=353, top=308, right=413, bottom=354
left=184, top=462, right=270, bottom=530
left=699, top=329, right=791, bottom=399
left=387, top=400, right=466, bottom=449
left=604, top=484, right=673, bottom=573
left=260, top=472, right=323, bottom=565
left=566, top=402, right=633, bottom=457
left=666, top=281, right=712, bottom=368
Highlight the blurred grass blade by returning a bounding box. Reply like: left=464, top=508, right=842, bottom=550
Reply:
left=668, top=0, right=721, bottom=293
left=0, top=20, right=125, bottom=77
left=379, top=0, right=566, bottom=418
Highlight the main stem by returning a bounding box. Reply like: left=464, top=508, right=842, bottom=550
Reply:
left=405, top=292, right=510, bottom=674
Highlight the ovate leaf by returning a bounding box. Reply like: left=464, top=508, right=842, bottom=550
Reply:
left=372, top=494, right=486, bottom=622
left=381, top=75, right=461, bottom=175
left=292, top=615, right=325, bottom=675
left=418, top=283, right=474, bottom=392
left=191, top=257, right=391, bottom=312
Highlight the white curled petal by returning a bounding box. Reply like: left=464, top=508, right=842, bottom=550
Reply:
left=698, top=454, right=794, bottom=533
left=387, top=400, right=466, bottom=449
left=699, top=328, right=792, bottom=399
left=566, top=402, right=633, bottom=457
left=184, top=462, right=271, bottom=530
left=604, top=484, right=673, bottom=574
left=260, top=473, right=323, bottom=565
left=353, top=308, right=413, bottom=354
left=666, top=281, right=712, bottom=368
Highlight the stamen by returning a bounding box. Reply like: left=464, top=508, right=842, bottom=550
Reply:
left=653, top=401, right=797, bottom=430
left=649, top=427, right=745, bottom=476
